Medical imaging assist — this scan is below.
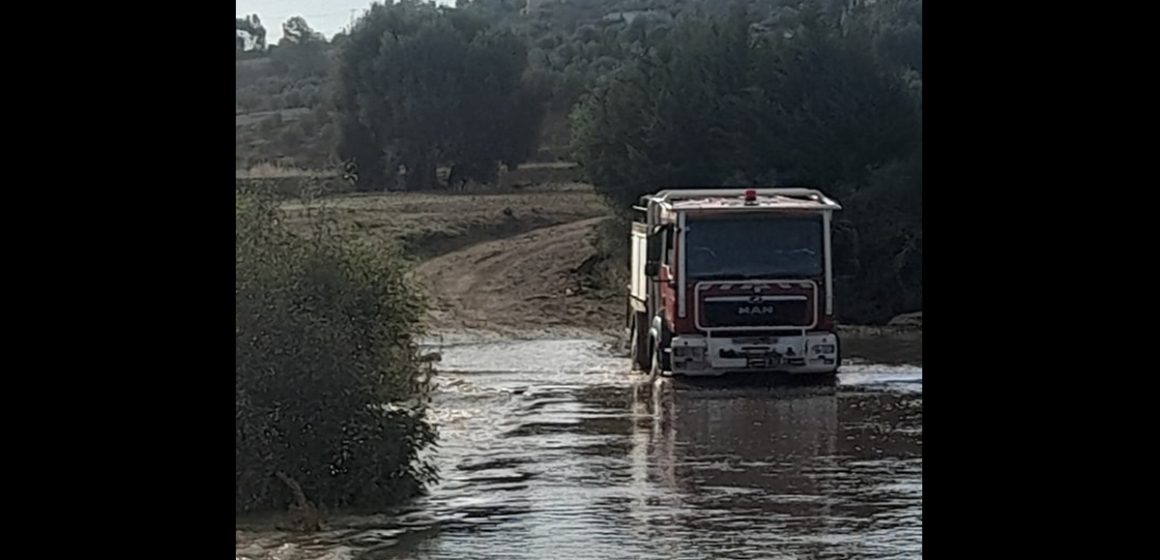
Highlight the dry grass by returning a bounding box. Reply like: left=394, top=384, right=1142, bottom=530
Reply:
left=516, top=161, right=577, bottom=170
left=235, top=107, right=311, bottom=127
left=280, top=182, right=609, bottom=259
left=237, top=161, right=577, bottom=181
left=237, top=163, right=339, bottom=179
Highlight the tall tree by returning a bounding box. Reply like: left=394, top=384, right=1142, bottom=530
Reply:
left=235, top=14, right=267, bottom=52
left=271, top=16, right=330, bottom=79
left=281, top=16, right=325, bottom=44
left=334, top=1, right=546, bottom=191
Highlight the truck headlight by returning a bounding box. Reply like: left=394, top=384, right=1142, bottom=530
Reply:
left=673, top=346, right=706, bottom=360
left=812, top=344, right=835, bottom=355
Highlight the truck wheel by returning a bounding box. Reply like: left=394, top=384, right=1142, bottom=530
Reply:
left=629, top=313, right=649, bottom=373
left=827, top=337, right=842, bottom=374
left=650, top=325, right=671, bottom=378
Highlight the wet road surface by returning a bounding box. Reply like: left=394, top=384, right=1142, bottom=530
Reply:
left=236, top=333, right=922, bottom=560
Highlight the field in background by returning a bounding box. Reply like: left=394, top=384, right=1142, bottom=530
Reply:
left=280, top=182, right=607, bottom=260
left=239, top=161, right=585, bottom=201
left=237, top=162, right=338, bottom=179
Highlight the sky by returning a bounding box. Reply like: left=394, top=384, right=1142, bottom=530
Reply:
left=237, top=0, right=455, bottom=44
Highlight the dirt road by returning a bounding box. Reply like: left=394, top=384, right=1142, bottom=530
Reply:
left=414, top=217, right=621, bottom=335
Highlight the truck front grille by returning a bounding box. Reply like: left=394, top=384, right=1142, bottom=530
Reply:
left=701, top=297, right=812, bottom=328
left=695, top=280, right=818, bottom=330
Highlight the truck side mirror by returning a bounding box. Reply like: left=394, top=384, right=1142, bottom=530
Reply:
left=645, top=224, right=668, bottom=279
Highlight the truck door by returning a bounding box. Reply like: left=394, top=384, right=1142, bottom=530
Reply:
left=660, top=225, right=678, bottom=329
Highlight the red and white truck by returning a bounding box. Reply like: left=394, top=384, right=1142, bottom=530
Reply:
left=628, top=188, right=843, bottom=377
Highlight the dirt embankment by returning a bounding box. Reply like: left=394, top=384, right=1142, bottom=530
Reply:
left=278, top=183, right=620, bottom=336
left=413, top=217, right=622, bottom=336
left=281, top=183, right=606, bottom=259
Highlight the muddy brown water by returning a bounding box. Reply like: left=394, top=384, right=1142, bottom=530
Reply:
left=236, top=332, right=922, bottom=560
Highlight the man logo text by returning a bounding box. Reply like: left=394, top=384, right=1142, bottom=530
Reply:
left=738, top=306, right=775, bottom=315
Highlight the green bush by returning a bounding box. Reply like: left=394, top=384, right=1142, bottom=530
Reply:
left=235, top=190, right=437, bottom=514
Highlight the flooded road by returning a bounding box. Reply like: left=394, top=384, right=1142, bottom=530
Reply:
left=236, top=333, right=922, bottom=560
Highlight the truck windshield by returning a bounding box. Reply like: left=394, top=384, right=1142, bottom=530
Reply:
left=684, top=214, right=823, bottom=279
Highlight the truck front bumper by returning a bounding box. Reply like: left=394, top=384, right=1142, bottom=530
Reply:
left=668, top=332, right=839, bottom=376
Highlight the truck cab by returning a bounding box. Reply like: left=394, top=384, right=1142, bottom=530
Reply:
left=628, top=188, right=842, bottom=377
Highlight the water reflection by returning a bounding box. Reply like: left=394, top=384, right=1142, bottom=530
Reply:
left=622, top=376, right=921, bottom=558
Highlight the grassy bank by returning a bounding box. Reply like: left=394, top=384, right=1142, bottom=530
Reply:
left=279, top=182, right=608, bottom=259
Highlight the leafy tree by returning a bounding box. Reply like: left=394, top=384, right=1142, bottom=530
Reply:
left=334, top=1, right=546, bottom=190
left=236, top=14, right=267, bottom=52
left=282, top=16, right=325, bottom=44
left=271, top=17, right=331, bottom=79
left=747, top=16, right=921, bottom=195
left=571, top=6, right=756, bottom=208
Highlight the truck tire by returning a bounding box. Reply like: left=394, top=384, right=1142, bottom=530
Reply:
left=650, top=323, right=671, bottom=378
left=629, top=312, right=650, bottom=373
left=817, top=335, right=841, bottom=375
